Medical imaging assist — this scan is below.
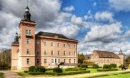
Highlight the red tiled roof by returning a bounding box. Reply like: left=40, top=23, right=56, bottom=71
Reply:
left=94, top=50, right=120, bottom=59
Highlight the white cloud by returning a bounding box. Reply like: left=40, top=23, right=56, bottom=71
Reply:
left=71, top=15, right=83, bottom=26
left=84, top=22, right=122, bottom=43
left=95, top=11, right=114, bottom=22
left=109, top=0, right=130, bottom=11
left=64, top=6, right=75, bottom=12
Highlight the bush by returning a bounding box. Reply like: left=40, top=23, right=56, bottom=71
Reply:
left=110, top=64, right=117, bottom=68
left=97, top=69, right=118, bottom=72
left=29, top=66, right=35, bottom=72
left=81, top=63, right=88, bottom=68
left=53, top=67, right=62, bottom=73
left=34, top=66, right=46, bottom=72
left=93, top=64, right=99, bottom=68
left=103, top=64, right=111, bottom=69
left=29, top=66, right=46, bottom=72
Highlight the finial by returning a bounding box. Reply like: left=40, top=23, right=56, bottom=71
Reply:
left=27, top=0, right=29, bottom=7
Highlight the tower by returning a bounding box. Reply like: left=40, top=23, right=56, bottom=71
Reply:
left=18, top=5, right=36, bottom=70
left=11, top=33, right=19, bottom=70
left=118, top=49, right=124, bottom=65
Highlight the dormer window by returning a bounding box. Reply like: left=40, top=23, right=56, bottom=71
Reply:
left=54, top=35, right=58, bottom=38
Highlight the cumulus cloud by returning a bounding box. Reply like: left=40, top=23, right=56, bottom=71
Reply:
left=64, top=6, right=75, bottom=12
left=71, top=15, right=83, bottom=26
left=95, top=11, right=114, bottom=22
left=109, top=0, right=130, bottom=11
left=84, top=22, right=122, bottom=43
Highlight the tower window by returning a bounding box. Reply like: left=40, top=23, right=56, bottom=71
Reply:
left=26, top=30, right=29, bottom=34
left=37, top=41, right=40, bottom=45
left=27, top=39, right=30, bottom=44
left=74, top=52, right=76, bottom=56
left=29, top=30, right=31, bottom=34
left=37, top=59, right=39, bottom=64
left=27, top=58, right=29, bottom=64
left=37, top=50, right=40, bottom=55
left=27, top=49, right=30, bottom=54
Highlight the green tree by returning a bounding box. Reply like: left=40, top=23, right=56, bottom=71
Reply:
left=78, top=53, right=85, bottom=64
left=125, top=55, right=130, bottom=62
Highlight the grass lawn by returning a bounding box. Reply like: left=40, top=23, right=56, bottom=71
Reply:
left=0, top=72, right=4, bottom=78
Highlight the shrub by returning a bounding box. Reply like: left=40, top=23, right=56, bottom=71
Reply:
left=81, top=63, right=88, bottom=68
left=97, top=69, right=118, bottom=72
left=93, top=64, right=99, bottom=68
left=53, top=67, right=62, bottom=73
left=103, top=64, right=111, bottom=69
left=29, top=66, right=46, bottom=72
left=110, top=64, right=117, bottom=68
left=29, top=66, right=35, bottom=72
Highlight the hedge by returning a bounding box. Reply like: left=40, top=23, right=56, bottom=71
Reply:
left=81, top=63, right=88, bottom=68
left=97, top=69, right=118, bottom=72
left=93, top=64, right=99, bottom=68
left=53, top=67, right=62, bottom=73
left=29, top=66, right=46, bottom=72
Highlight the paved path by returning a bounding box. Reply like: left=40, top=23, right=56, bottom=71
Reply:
left=1, top=70, right=23, bottom=78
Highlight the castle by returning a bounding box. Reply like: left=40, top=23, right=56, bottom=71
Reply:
left=11, top=5, right=78, bottom=70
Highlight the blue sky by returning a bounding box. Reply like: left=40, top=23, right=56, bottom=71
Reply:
left=0, top=0, right=130, bottom=55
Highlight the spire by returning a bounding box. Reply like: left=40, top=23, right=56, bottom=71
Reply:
left=14, top=32, right=19, bottom=43
left=119, top=49, right=123, bottom=55
left=24, top=0, right=31, bottom=21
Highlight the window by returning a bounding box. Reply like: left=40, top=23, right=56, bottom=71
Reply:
left=44, top=59, right=47, bottom=63
left=69, top=59, right=71, bottom=63
left=27, top=58, right=29, bottom=64
left=37, top=51, right=39, bottom=55
left=27, top=39, right=30, bottom=44
left=51, top=51, right=54, bottom=55
left=69, top=52, right=71, bottom=55
left=37, top=41, right=40, bottom=45
left=26, top=30, right=29, bottom=34
left=27, top=49, right=30, bottom=54
left=57, top=43, right=60, bottom=47
left=74, top=45, right=76, bottom=48
left=64, top=51, right=66, bottom=55
left=58, top=59, right=60, bottom=63
left=55, top=59, right=57, bottom=63
left=51, top=42, right=54, bottom=46
left=44, top=50, right=46, bottom=55
left=74, top=59, right=76, bottom=63
left=29, top=30, right=31, bottom=34
left=63, top=44, right=66, bottom=47
left=58, top=51, right=60, bottom=55
left=43, top=42, right=47, bottom=46
left=64, top=59, right=66, bottom=63
left=51, top=59, right=54, bottom=63
left=37, top=59, right=39, bottom=64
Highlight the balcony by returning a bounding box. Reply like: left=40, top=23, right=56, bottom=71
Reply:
left=26, top=34, right=33, bottom=37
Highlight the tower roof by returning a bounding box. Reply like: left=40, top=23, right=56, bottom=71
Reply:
left=24, top=5, right=31, bottom=21
left=118, top=49, right=124, bottom=55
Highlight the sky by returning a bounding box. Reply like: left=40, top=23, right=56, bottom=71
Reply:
left=0, top=0, right=130, bottom=55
